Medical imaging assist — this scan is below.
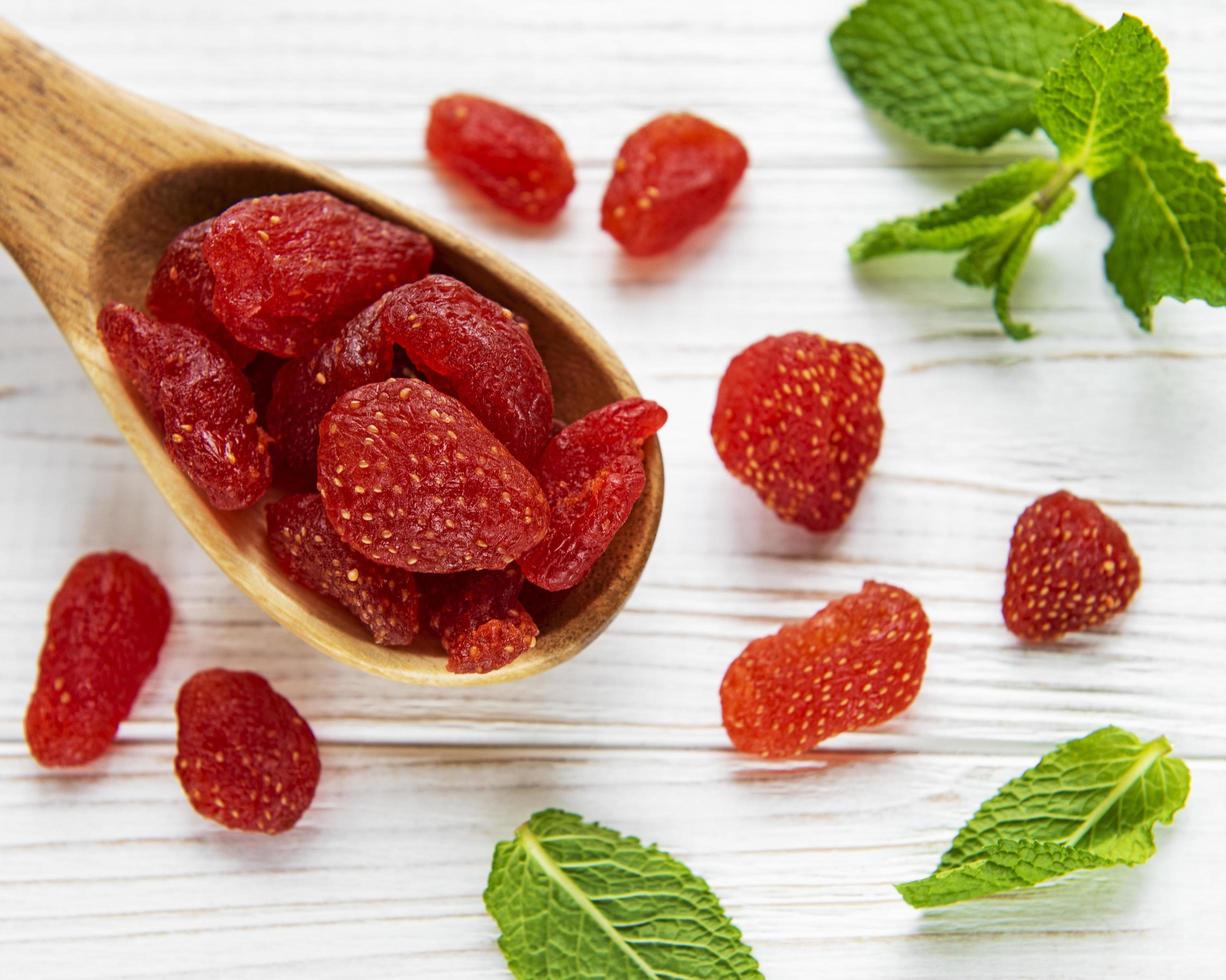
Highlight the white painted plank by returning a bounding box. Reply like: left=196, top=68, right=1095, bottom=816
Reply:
left=0, top=744, right=1220, bottom=978
left=1, top=0, right=1225, bottom=975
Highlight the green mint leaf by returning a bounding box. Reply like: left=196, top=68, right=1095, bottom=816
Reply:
left=830, top=0, right=1096, bottom=149
left=484, top=809, right=763, bottom=979
left=851, top=158, right=1063, bottom=261
left=1035, top=15, right=1168, bottom=178
left=851, top=158, right=1075, bottom=338
left=898, top=726, right=1190, bottom=908
left=1092, top=121, right=1226, bottom=330
left=898, top=839, right=1115, bottom=908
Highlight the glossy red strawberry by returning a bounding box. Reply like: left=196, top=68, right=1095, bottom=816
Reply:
left=25, top=552, right=171, bottom=767
left=601, top=113, right=748, bottom=256
left=426, top=94, right=575, bottom=222
left=1003, top=490, right=1141, bottom=641
left=420, top=566, right=538, bottom=674
left=146, top=219, right=257, bottom=367
left=98, top=303, right=272, bottom=510
left=711, top=332, right=883, bottom=532
left=203, top=191, right=433, bottom=357
left=174, top=669, right=320, bottom=834
left=721, top=582, right=930, bottom=758
left=518, top=398, right=666, bottom=591
left=267, top=493, right=419, bottom=646
left=316, top=379, right=549, bottom=574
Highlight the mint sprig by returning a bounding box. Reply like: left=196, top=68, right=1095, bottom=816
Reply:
left=897, top=726, right=1190, bottom=908
left=833, top=1, right=1226, bottom=337
left=485, top=809, right=763, bottom=979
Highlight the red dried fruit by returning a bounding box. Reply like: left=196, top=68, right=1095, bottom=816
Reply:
left=426, top=94, right=575, bottom=222
left=421, top=566, right=539, bottom=674
left=601, top=113, right=748, bottom=256
left=1003, top=490, right=1142, bottom=641
left=383, top=275, right=554, bottom=464
left=24, top=552, right=171, bottom=767
left=711, top=332, right=883, bottom=533
left=98, top=303, right=272, bottom=510
left=317, top=378, right=549, bottom=574
left=146, top=219, right=257, bottom=367
left=174, top=669, right=320, bottom=834
left=203, top=191, right=433, bottom=358
left=519, top=398, right=666, bottom=591
left=267, top=493, right=419, bottom=646
left=265, top=296, right=395, bottom=490
left=721, top=581, right=930, bottom=758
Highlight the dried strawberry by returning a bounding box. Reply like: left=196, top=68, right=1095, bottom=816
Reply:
left=601, top=113, right=748, bottom=256
left=426, top=94, right=575, bottom=222
left=1003, top=490, right=1142, bottom=641
left=711, top=332, right=883, bottom=533
left=203, top=191, right=433, bottom=358
left=721, top=581, right=930, bottom=758
left=317, top=378, right=549, bottom=573
left=420, top=566, right=538, bottom=674
left=519, top=398, right=666, bottom=591
left=265, top=296, right=395, bottom=490
left=146, top=219, right=257, bottom=367
left=25, top=552, right=171, bottom=767
left=98, top=303, right=272, bottom=510
left=384, top=275, right=553, bottom=464
left=267, top=493, right=420, bottom=646
left=174, top=669, right=320, bottom=834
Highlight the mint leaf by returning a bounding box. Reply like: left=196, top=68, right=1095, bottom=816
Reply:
left=851, top=158, right=1075, bottom=337
left=898, top=726, right=1190, bottom=908
left=830, top=0, right=1095, bottom=149
left=1035, top=15, right=1168, bottom=178
left=898, top=839, right=1115, bottom=908
left=485, top=809, right=763, bottom=979
left=1092, top=121, right=1226, bottom=330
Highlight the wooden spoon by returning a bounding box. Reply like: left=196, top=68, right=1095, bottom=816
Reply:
left=0, top=20, right=663, bottom=686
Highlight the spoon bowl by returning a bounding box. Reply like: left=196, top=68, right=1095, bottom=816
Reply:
left=0, top=21, right=663, bottom=685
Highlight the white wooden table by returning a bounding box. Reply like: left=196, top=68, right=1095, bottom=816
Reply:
left=2, top=1, right=1224, bottom=976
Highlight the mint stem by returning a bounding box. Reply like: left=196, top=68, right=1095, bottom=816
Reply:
left=1034, top=162, right=1080, bottom=213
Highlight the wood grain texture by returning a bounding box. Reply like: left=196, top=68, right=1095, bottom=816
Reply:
left=1, top=0, right=1224, bottom=976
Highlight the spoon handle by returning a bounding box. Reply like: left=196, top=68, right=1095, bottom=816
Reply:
left=0, top=19, right=216, bottom=326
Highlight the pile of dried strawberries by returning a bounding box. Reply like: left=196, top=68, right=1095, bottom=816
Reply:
left=100, top=189, right=666, bottom=676
left=23, top=92, right=1147, bottom=838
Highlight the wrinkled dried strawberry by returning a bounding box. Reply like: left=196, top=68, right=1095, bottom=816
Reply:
left=203, top=191, right=433, bottom=358
left=175, top=669, right=320, bottom=834
left=267, top=493, right=419, bottom=646
left=426, top=94, right=575, bottom=222
left=721, top=581, right=930, bottom=758
left=712, top=332, right=883, bottom=533
left=420, top=566, right=538, bottom=674
left=266, top=296, right=395, bottom=490
left=98, top=303, right=272, bottom=510
left=384, top=275, right=553, bottom=464
left=25, top=552, right=171, bottom=767
left=601, top=113, right=748, bottom=256
left=519, top=398, right=666, bottom=591
left=146, top=219, right=257, bottom=367
left=1003, top=490, right=1142, bottom=641
left=317, top=378, right=549, bottom=573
